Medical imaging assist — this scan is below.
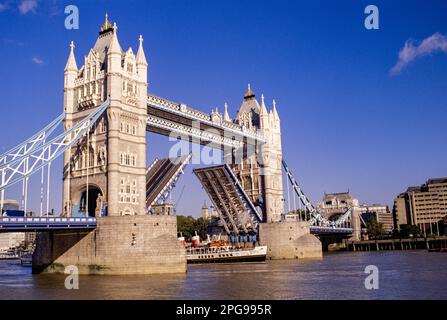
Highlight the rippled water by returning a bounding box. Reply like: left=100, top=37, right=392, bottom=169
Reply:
left=1, top=251, right=446, bottom=300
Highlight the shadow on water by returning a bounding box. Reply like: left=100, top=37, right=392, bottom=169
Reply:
left=1, top=251, right=446, bottom=299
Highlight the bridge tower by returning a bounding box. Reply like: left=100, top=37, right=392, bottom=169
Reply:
left=34, top=16, right=185, bottom=275
left=62, top=15, right=148, bottom=217
left=231, top=85, right=284, bottom=223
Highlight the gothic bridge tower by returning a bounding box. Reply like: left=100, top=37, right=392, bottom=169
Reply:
left=62, top=15, right=148, bottom=217
left=229, top=85, right=284, bottom=223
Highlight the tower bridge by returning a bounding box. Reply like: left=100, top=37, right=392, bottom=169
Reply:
left=0, top=15, right=360, bottom=274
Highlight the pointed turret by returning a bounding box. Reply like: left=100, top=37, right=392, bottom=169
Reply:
left=108, top=22, right=122, bottom=54
left=272, top=99, right=279, bottom=120
left=107, top=22, right=122, bottom=75
left=223, top=103, right=231, bottom=122
left=136, top=35, right=148, bottom=66
left=64, top=41, right=78, bottom=114
left=64, top=41, right=78, bottom=72
left=260, top=94, right=268, bottom=115
left=136, top=35, right=148, bottom=83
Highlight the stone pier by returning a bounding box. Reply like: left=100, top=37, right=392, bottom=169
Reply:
left=259, top=221, right=322, bottom=259
left=32, top=215, right=186, bottom=275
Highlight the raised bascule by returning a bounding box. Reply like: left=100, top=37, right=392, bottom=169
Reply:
left=0, top=16, right=361, bottom=274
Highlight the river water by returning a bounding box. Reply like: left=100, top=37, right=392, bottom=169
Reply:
left=0, top=251, right=446, bottom=300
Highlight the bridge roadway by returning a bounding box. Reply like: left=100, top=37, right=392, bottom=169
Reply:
left=0, top=216, right=352, bottom=235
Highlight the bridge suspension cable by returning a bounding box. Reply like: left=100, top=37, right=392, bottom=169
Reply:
left=0, top=98, right=110, bottom=215
left=0, top=113, right=64, bottom=165
left=282, top=159, right=353, bottom=228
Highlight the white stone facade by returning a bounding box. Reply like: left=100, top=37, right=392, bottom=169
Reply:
left=62, top=16, right=148, bottom=217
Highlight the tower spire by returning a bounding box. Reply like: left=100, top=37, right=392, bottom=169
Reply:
left=136, top=34, right=148, bottom=66
left=260, top=93, right=268, bottom=114
left=272, top=99, right=279, bottom=120
left=108, top=22, right=122, bottom=54
left=244, top=83, right=255, bottom=99
left=223, top=102, right=231, bottom=122
left=100, top=13, right=113, bottom=34
left=64, top=41, right=78, bottom=72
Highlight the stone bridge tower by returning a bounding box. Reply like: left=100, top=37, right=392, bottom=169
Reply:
left=230, top=85, right=284, bottom=223
left=62, top=15, right=148, bottom=217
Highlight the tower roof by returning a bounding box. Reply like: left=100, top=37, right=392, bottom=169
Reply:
left=92, top=14, right=123, bottom=66
left=236, top=84, right=261, bottom=127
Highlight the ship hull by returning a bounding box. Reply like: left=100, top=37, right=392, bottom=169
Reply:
left=186, top=246, right=267, bottom=264
left=187, top=254, right=266, bottom=264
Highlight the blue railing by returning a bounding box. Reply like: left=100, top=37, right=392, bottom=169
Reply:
left=310, top=226, right=353, bottom=234
left=0, top=216, right=97, bottom=232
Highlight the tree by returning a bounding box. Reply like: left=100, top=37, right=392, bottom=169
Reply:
left=366, top=218, right=385, bottom=240
left=399, top=224, right=422, bottom=238
left=176, top=215, right=196, bottom=239
left=176, top=215, right=212, bottom=241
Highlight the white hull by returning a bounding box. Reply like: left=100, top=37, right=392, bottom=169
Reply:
left=186, top=246, right=267, bottom=264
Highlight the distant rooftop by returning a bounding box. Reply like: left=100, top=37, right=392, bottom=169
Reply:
left=426, top=177, right=447, bottom=185
left=323, top=192, right=352, bottom=201
left=406, top=186, right=421, bottom=193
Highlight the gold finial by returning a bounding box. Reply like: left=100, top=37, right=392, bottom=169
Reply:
left=244, top=83, right=255, bottom=99
left=100, top=12, right=113, bottom=34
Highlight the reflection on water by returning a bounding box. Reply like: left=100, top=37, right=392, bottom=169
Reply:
left=1, top=251, right=446, bottom=300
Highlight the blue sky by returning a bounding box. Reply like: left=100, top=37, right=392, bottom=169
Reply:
left=0, top=0, right=446, bottom=216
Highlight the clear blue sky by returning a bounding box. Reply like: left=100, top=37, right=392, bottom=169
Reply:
left=0, top=0, right=446, bottom=216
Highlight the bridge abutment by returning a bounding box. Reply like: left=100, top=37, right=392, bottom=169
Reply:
left=259, top=221, right=322, bottom=259
left=32, top=215, right=186, bottom=275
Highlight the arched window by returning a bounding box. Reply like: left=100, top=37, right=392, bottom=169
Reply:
left=131, top=155, right=136, bottom=166
left=88, top=148, right=94, bottom=167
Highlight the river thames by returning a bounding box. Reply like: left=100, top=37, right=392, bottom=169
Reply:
left=0, top=251, right=446, bottom=300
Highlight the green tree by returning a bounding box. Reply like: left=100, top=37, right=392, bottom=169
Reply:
left=176, top=215, right=196, bottom=239
left=177, top=215, right=213, bottom=241
left=366, top=218, right=385, bottom=240
left=399, top=224, right=422, bottom=238
left=194, top=217, right=208, bottom=240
